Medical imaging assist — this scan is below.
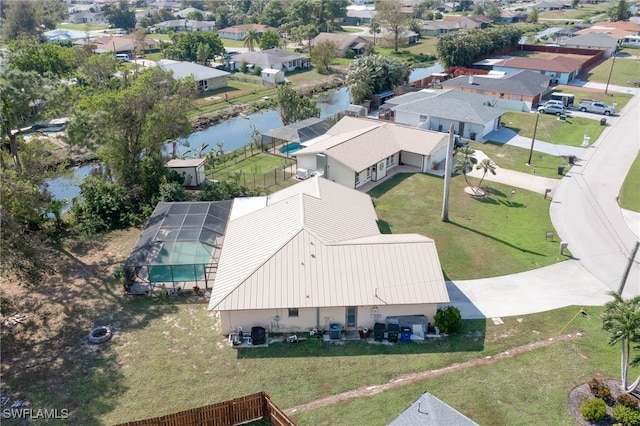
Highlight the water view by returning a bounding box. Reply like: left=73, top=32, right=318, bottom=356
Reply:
left=409, top=63, right=445, bottom=82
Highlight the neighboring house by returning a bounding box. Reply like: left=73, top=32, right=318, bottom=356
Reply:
left=534, top=27, right=578, bottom=42
left=384, top=89, right=507, bottom=141
left=229, top=48, right=309, bottom=72
left=418, top=21, right=462, bottom=37
left=489, top=55, right=583, bottom=84
left=388, top=392, right=479, bottom=426
left=174, top=7, right=214, bottom=19
left=441, top=70, right=552, bottom=110
left=345, top=5, right=377, bottom=25
left=158, top=59, right=230, bottom=92
left=69, top=12, right=108, bottom=24
left=91, top=34, right=158, bottom=55
left=149, top=1, right=181, bottom=12
left=443, top=14, right=492, bottom=29
left=43, top=29, right=97, bottom=42
left=294, top=116, right=450, bottom=189
left=535, top=0, right=570, bottom=11
left=311, top=33, right=371, bottom=57
left=166, top=158, right=206, bottom=187
left=559, top=32, right=619, bottom=56
left=261, top=68, right=285, bottom=84
left=498, top=9, right=528, bottom=23
left=574, top=21, right=640, bottom=39
left=630, top=3, right=640, bottom=15
left=379, top=29, right=419, bottom=46
left=218, top=24, right=277, bottom=40
left=207, top=176, right=449, bottom=335
left=154, top=19, right=216, bottom=32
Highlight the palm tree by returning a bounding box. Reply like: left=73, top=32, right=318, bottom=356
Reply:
left=453, top=145, right=477, bottom=190
left=602, top=291, right=640, bottom=392
left=243, top=29, right=260, bottom=52
left=369, top=21, right=381, bottom=46
left=215, top=141, right=225, bottom=161
left=475, top=158, right=497, bottom=191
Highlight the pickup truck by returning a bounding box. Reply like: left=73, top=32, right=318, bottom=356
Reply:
left=577, top=101, right=615, bottom=115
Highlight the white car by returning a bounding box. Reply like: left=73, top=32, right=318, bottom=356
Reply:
left=538, top=104, right=569, bottom=115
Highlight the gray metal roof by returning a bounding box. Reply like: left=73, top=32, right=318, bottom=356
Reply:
left=230, top=48, right=308, bottom=69
left=442, top=70, right=551, bottom=96
left=295, top=117, right=449, bottom=172
left=388, top=392, right=479, bottom=426
left=560, top=32, right=619, bottom=49
left=158, top=60, right=229, bottom=82
left=208, top=177, right=449, bottom=311
left=392, top=97, right=505, bottom=125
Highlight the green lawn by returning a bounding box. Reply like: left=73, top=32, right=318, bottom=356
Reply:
left=500, top=111, right=606, bottom=147
left=582, top=57, right=640, bottom=87
left=207, top=152, right=295, bottom=188
left=620, top=152, right=640, bottom=212
left=542, top=89, right=633, bottom=109
left=369, top=173, right=566, bottom=280
left=471, top=141, right=571, bottom=179
left=57, top=23, right=108, bottom=31
left=538, top=3, right=610, bottom=20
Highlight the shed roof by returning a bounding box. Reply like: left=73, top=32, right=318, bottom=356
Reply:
left=389, top=392, right=479, bottom=426
left=158, top=60, right=230, bottom=81
left=208, top=177, right=448, bottom=311
left=166, top=158, right=206, bottom=168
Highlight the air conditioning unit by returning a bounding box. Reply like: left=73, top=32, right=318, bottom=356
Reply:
left=296, top=168, right=310, bottom=180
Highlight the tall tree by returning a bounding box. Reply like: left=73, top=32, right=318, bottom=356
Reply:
left=486, top=2, right=503, bottom=22
left=67, top=68, right=196, bottom=200
left=103, top=1, right=136, bottom=31
left=291, top=24, right=318, bottom=54
left=369, top=21, right=381, bottom=46
left=261, top=0, right=287, bottom=27
left=163, top=31, right=225, bottom=63
left=475, top=158, right=497, bottom=191
left=527, top=7, right=539, bottom=24
left=608, top=0, right=632, bottom=22
left=259, top=30, right=281, bottom=50
left=2, top=0, right=39, bottom=41
left=311, top=40, right=337, bottom=73
left=453, top=145, right=478, bottom=190
left=276, top=84, right=320, bottom=126
left=602, top=292, right=640, bottom=393
left=243, top=29, right=261, bottom=51
left=374, top=0, right=410, bottom=52
left=345, top=55, right=410, bottom=105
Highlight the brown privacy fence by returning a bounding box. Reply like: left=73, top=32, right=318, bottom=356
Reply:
left=117, top=392, right=295, bottom=426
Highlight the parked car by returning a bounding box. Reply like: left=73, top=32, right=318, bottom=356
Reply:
left=541, top=100, right=565, bottom=108
left=538, top=104, right=568, bottom=115
left=577, top=100, right=615, bottom=115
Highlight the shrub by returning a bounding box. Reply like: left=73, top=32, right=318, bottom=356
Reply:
left=434, top=305, right=463, bottom=334
left=581, top=398, right=607, bottom=422
left=159, top=181, right=189, bottom=202
left=618, top=393, right=639, bottom=409
left=589, top=377, right=613, bottom=404
left=613, top=404, right=640, bottom=426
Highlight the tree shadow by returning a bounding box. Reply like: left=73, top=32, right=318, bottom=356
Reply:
left=448, top=220, right=546, bottom=256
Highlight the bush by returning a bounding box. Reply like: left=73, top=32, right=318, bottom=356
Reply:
left=158, top=181, right=189, bottom=202
left=618, top=393, right=640, bottom=409
left=613, top=404, right=640, bottom=426
left=581, top=398, right=607, bottom=422
left=434, top=305, right=463, bottom=334
left=589, top=377, right=613, bottom=404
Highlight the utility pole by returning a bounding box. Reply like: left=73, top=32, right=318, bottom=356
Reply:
left=605, top=48, right=618, bottom=96
left=618, top=241, right=640, bottom=296
left=527, top=112, right=540, bottom=166
left=441, top=123, right=455, bottom=222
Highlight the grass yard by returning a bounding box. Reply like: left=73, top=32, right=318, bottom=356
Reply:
left=619, top=152, right=640, bottom=212
left=500, top=111, right=606, bottom=147
left=208, top=152, right=295, bottom=187
left=368, top=173, right=565, bottom=280
left=542, top=88, right=633, bottom=109
left=538, top=3, right=610, bottom=20
left=471, top=141, right=571, bottom=179
left=582, top=57, right=640, bottom=87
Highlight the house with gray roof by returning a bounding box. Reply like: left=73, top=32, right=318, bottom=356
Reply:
left=389, top=392, right=479, bottom=426
left=294, top=116, right=450, bottom=189
left=154, top=19, right=216, bottom=32
left=208, top=176, right=449, bottom=335
left=441, top=70, right=552, bottom=110
left=229, top=48, right=309, bottom=72
left=174, top=7, right=213, bottom=19
left=559, top=32, right=619, bottom=56
left=311, top=33, right=371, bottom=57
left=385, top=89, right=507, bottom=142
left=158, top=60, right=229, bottom=92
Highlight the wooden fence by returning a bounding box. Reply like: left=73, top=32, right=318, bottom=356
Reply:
left=117, top=392, right=295, bottom=426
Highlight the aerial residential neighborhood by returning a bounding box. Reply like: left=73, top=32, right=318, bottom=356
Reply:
left=1, top=0, right=639, bottom=425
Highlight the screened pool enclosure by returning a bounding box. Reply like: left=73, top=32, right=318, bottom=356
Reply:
left=124, top=201, right=232, bottom=293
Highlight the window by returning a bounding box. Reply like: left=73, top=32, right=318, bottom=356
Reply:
left=366, top=167, right=371, bottom=179
left=386, top=155, right=395, bottom=167
left=419, top=114, right=427, bottom=122
left=355, top=172, right=360, bottom=185
left=288, top=308, right=299, bottom=318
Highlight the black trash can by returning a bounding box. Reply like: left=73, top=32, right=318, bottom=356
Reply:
left=600, top=118, right=607, bottom=126
left=387, top=323, right=400, bottom=343
left=558, top=165, right=565, bottom=176
left=251, top=326, right=266, bottom=345
left=373, top=323, right=386, bottom=342
left=329, top=323, right=341, bottom=340
left=568, top=155, right=576, bottom=165
left=400, top=327, right=412, bottom=344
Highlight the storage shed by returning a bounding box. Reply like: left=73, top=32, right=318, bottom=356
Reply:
left=166, top=158, right=206, bottom=187
left=261, top=68, right=285, bottom=84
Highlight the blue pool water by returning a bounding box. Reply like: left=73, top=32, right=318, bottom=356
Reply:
left=279, top=142, right=302, bottom=155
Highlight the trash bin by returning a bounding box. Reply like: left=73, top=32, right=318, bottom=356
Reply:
left=400, top=327, right=412, bottom=343
left=469, top=131, right=476, bottom=141
left=387, top=323, right=400, bottom=343
left=329, top=323, right=341, bottom=340
left=251, top=326, right=266, bottom=345
left=600, top=118, right=607, bottom=126
left=568, top=155, right=576, bottom=165
left=557, top=165, right=565, bottom=175
left=373, top=323, right=386, bottom=342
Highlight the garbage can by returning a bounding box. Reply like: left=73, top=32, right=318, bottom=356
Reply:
left=400, top=327, right=412, bottom=343
left=600, top=118, right=607, bottom=126
left=329, top=323, right=341, bottom=340
left=557, top=165, right=565, bottom=176
left=373, top=323, right=386, bottom=342
left=568, top=155, right=576, bottom=165
left=387, top=323, right=400, bottom=343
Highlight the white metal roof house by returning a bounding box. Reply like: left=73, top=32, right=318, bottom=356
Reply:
left=158, top=59, right=230, bottom=92
left=294, top=116, right=450, bottom=189
left=260, top=68, right=285, bottom=84
left=383, top=89, right=508, bottom=142
left=208, top=176, right=449, bottom=335
left=229, top=48, right=310, bottom=73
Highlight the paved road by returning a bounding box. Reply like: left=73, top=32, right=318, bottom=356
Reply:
left=449, top=86, right=640, bottom=318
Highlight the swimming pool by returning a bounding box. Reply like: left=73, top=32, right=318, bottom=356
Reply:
left=279, top=142, right=302, bottom=155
